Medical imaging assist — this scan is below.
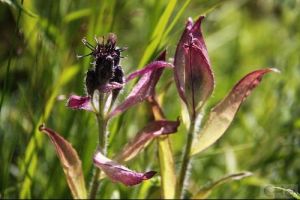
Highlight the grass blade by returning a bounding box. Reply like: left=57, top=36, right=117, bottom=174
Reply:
left=192, top=172, right=252, bottom=199
left=138, top=0, right=177, bottom=68
left=19, top=66, right=79, bottom=198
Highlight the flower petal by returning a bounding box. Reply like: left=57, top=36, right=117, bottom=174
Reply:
left=174, top=16, right=214, bottom=117
left=93, top=151, right=156, bottom=186
left=108, top=60, right=171, bottom=118
left=115, top=119, right=180, bottom=162
left=126, top=60, right=172, bottom=82
left=66, top=95, right=94, bottom=112
left=191, top=68, right=279, bottom=155
left=39, top=124, right=87, bottom=199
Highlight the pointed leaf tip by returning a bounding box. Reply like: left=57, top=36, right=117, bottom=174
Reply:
left=191, top=68, right=275, bottom=155
left=270, top=67, right=281, bottom=73
left=143, top=171, right=157, bottom=179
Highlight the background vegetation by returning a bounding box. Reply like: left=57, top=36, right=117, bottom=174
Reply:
left=0, top=0, right=299, bottom=198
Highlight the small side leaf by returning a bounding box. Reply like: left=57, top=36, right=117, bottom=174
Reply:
left=39, top=124, right=87, bottom=199
left=67, top=95, right=94, bottom=112
left=192, top=172, right=252, bottom=199
left=115, top=120, right=179, bottom=163
left=93, top=151, right=156, bottom=186
left=191, top=68, right=279, bottom=155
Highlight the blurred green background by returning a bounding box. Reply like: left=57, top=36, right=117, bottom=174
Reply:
left=0, top=0, right=299, bottom=198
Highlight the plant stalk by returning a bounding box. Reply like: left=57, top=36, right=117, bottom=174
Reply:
left=89, top=93, right=108, bottom=199
left=176, top=117, right=196, bottom=199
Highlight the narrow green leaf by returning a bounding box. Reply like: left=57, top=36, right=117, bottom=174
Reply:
left=20, top=66, right=79, bottom=198
left=192, top=172, right=252, bottom=199
left=191, top=68, right=279, bottom=156
left=162, top=0, right=191, bottom=42
left=157, top=136, right=177, bottom=199
left=63, top=8, right=92, bottom=23
left=138, top=0, right=177, bottom=68
left=1, top=0, right=38, bottom=17
left=272, top=186, right=300, bottom=199
left=148, top=96, right=177, bottom=199
left=39, top=125, right=87, bottom=199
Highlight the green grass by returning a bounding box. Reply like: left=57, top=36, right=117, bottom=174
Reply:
left=0, top=0, right=299, bottom=199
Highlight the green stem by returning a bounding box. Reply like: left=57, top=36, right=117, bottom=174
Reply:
left=176, top=117, right=196, bottom=199
left=89, top=93, right=108, bottom=199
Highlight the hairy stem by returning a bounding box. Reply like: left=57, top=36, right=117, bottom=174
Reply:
left=89, top=93, right=108, bottom=199
left=176, top=117, right=196, bottom=199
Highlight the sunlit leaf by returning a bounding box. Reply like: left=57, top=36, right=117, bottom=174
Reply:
left=39, top=124, right=87, bottom=199
left=192, top=172, right=252, bottom=199
left=191, top=68, right=279, bottom=156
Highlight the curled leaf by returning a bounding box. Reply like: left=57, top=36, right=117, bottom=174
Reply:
left=191, top=68, right=278, bottom=155
left=174, top=16, right=214, bottom=117
left=115, top=119, right=180, bottom=162
left=39, top=124, right=87, bottom=199
left=108, top=61, right=171, bottom=118
left=67, top=95, right=94, bottom=112
left=93, top=151, right=156, bottom=186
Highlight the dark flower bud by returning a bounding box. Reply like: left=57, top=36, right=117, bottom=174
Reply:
left=80, top=33, right=125, bottom=96
left=110, top=65, right=125, bottom=103
left=95, top=55, right=114, bottom=86
left=85, top=69, right=97, bottom=96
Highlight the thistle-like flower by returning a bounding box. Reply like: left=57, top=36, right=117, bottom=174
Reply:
left=81, top=33, right=125, bottom=99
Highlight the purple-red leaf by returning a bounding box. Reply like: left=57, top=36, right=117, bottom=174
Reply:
left=191, top=68, right=278, bottom=155
left=126, top=60, right=172, bottom=82
left=108, top=60, right=172, bottom=118
left=174, top=16, right=214, bottom=117
left=93, top=151, right=156, bottom=186
left=99, top=82, right=124, bottom=93
left=39, top=124, right=87, bottom=199
left=115, top=119, right=180, bottom=162
left=67, top=95, right=94, bottom=112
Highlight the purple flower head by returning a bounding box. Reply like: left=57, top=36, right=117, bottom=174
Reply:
left=80, top=33, right=126, bottom=97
